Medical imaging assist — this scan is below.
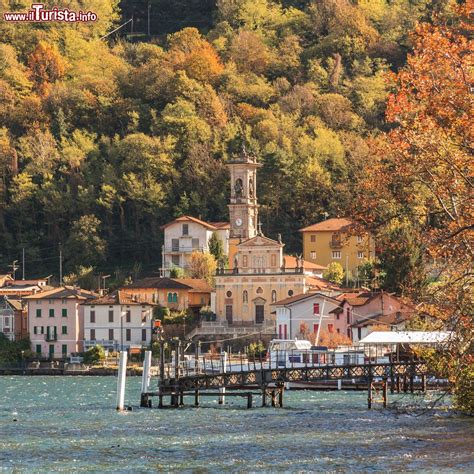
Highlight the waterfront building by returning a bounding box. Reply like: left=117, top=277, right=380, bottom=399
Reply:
left=25, top=286, right=97, bottom=359
left=299, top=218, right=375, bottom=278
left=0, top=296, right=26, bottom=341
left=272, top=291, right=348, bottom=341
left=0, top=278, right=51, bottom=297
left=121, top=277, right=212, bottom=316
left=160, top=216, right=229, bottom=276
left=330, top=291, right=414, bottom=342
left=82, top=291, right=154, bottom=352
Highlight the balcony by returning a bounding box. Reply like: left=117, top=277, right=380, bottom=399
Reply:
left=329, top=239, right=343, bottom=249
left=45, top=334, right=57, bottom=342
left=163, top=246, right=206, bottom=254
left=216, top=267, right=305, bottom=276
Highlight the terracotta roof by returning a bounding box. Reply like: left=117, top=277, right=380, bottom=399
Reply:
left=305, top=276, right=342, bottom=291
left=209, top=222, right=230, bottom=230
left=351, top=312, right=412, bottom=328
left=85, top=290, right=152, bottom=306
left=160, top=215, right=219, bottom=231
left=0, top=296, right=24, bottom=310
left=299, top=218, right=354, bottom=233
left=284, top=255, right=326, bottom=271
left=172, top=278, right=212, bottom=293
left=272, top=291, right=339, bottom=307
left=125, top=277, right=192, bottom=290
left=24, top=286, right=97, bottom=300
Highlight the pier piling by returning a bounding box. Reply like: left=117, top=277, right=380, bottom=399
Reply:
left=116, top=351, right=128, bottom=411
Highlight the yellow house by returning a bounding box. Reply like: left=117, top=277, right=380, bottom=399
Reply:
left=299, top=218, right=375, bottom=279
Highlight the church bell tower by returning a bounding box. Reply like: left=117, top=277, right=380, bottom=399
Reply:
left=227, top=147, right=261, bottom=241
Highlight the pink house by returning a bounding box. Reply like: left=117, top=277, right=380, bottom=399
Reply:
left=25, top=286, right=97, bottom=359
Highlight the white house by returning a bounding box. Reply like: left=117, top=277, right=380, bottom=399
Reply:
left=160, top=215, right=229, bottom=275
left=272, top=291, right=345, bottom=341
left=82, top=291, right=154, bottom=352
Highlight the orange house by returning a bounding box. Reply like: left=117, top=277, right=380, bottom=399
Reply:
left=121, top=277, right=211, bottom=314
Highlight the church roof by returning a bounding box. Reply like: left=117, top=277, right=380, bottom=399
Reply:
left=299, top=218, right=354, bottom=232
left=160, top=215, right=228, bottom=231
left=237, top=234, right=283, bottom=248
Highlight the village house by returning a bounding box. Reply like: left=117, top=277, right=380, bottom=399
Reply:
left=160, top=216, right=229, bottom=276
left=299, top=218, right=375, bottom=279
left=272, top=290, right=348, bottom=341
left=82, top=291, right=154, bottom=353
left=0, top=278, right=51, bottom=297
left=25, top=286, right=97, bottom=359
left=120, top=277, right=212, bottom=316
left=330, top=291, right=414, bottom=342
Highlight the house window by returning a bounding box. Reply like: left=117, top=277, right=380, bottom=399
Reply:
left=313, top=303, right=320, bottom=315
left=36, top=344, right=41, bottom=354
left=126, top=329, right=131, bottom=341
left=337, top=328, right=340, bottom=334
left=192, top=238, right=199, bottom=249
left=167, top=292, right=173, bottom=303
left=62, top=308, right=67, bottom=318
left=328, top=324, right=334, bottom=333
left=108, top=328, right=114, bottom=340
left=40, top=326, right=44, bottom=334
left=171, top=255, right=180, bottom=266
left=62, top=344, right=67, bottom=356
left=90, top=329, right=96, bottom=340
left=336, top=313, right=340, bottom=320
left=182, top=223, right=189, bottom=235
left=310, top=251, right=316, bottom=260
left=141, top=312, right=147, bottom=323
left=357, top=327, right=362, bottom=340
left=313, top=324, right=319, bottom=334
left=243, top=255, right=248, bottom=267
left=310, top=235, right=316, bottom=243
left=90, top=311, right=95, bottom=323
left=288, top=290, right=293, bottom=296
left=357, top=251, right=365, bottom=259
left=34, top=326, right=37, bottom=335
left=142, top=328, right=147, bottom=342
left=242, top=291, right=248, bottom=303
left=173, top=293, right=178, bottom=303
left=36, top=309, right=42, bottom=318
left=271, top=290, right=277, bottom=303
left=346, top=308, right=351, bottom=324
left=49, top=309, right=55, bottom=318
left=108, top=310, right=114, bottom=323
left=62, top=326, right=67, bottom=335
left=126, top=310, right=131, bottom=323
left=347, top=328, right=351, bottom=339
left=357, top=235, right=363, bottom=243
left=332, top=251, right=341, bottom=259
left=171, top=238, right=179, bottom=251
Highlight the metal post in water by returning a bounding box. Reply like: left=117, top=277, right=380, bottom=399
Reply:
left=116, top=351, right=128, bottom=411
left=219, top=351, right=227, bottom=405
left=140, top=350, right=152, bottom=407
left=337, top=379, right=342, bottom=390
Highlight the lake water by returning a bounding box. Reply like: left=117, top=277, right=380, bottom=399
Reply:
left=0, top=376, right=472, bottom=472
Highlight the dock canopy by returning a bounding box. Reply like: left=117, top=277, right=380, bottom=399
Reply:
left=359, top=331, right=452, bottom=345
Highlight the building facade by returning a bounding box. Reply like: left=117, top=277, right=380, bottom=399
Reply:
left=300, top=218, right=375, bottom=278
left=25, top=287, right=97, bottom=359
left=83, top=291, right=154, bottom=352
left=120, top=277, right=212, bottom=315
left=160, top=216, right=229, bottom=275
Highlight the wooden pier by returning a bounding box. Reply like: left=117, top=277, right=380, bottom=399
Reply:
left=139, top=343, right=432, bottom=410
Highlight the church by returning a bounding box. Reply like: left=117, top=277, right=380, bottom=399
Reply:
left=213, top=149, right=329, bottom=333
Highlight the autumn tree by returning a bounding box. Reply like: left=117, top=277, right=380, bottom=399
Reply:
left=323, top=262, right=344, bottom=285
left=187, top=251, right=217, bottom=286
left=355, top=7, right=473, bottom=412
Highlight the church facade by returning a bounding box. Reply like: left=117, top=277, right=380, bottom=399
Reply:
left=214, top=150, right=324, bottom=331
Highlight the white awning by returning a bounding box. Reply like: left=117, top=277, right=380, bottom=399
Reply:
left=358, top=331, right=453, bottom=345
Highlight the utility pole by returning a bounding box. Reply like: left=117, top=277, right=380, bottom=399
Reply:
left=345, top=255, right=349, bottom=287
left=102, top=274, right=111, bottom=293
left=59, top=243, right=63, bottom=286
left=22, top=248, right=25, bottom=280
left=147, top=3, right=151, bottom=36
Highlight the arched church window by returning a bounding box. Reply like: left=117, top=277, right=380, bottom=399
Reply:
left=256, top=287, right=263, bottom=294
left=271, top=290, right=277, bottom=302
left=243, top=291, right=248, bottom=303
left=234, top=178, right=243, bottom=197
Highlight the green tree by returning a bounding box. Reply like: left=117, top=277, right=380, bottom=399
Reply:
left=323, top=262, right=344, bottom=285
left=208, top=232, right=225, bottom=265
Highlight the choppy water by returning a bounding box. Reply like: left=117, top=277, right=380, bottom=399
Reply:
left=0, top=376, right=473, bottom=472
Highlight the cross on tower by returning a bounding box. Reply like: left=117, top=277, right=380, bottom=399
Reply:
left=257, top=220, right=263, bottom=235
